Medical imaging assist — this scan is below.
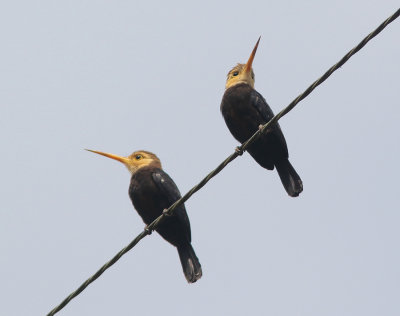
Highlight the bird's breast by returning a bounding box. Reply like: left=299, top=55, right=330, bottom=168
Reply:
left=221, top=84, right=261, bottom=142
left=129, top=169, right=165, bottom=224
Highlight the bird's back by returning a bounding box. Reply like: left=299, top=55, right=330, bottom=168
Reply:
left=129, top=166, right=191, bottom=246
left=221, top=83, right=289, bottom=168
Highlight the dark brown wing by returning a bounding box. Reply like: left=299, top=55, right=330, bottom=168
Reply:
left=151, top=170, right=191, bottom=242
left=250, top=89, right=289, bottom=158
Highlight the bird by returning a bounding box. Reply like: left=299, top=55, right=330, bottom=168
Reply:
left=220, top=37, right=303, bottom=197
left=86, top=149, right=202, bottom=283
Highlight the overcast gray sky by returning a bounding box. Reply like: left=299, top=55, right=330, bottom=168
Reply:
left=1, top=1, right=399, bottom=315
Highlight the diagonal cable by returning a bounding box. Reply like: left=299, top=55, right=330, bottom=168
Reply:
left=47, top=8, right=400, bottom=316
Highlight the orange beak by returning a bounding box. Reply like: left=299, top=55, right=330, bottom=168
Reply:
left=85, top=149, right=130, bottom=165
left=244, top=36, right=261, bottom=73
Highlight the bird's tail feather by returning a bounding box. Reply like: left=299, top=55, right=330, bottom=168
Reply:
left=275, top=159, right=303, bottom=197
left=177, top=243, right=202, bottom=283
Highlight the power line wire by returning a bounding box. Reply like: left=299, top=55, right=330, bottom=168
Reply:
left=47, top=8, right=400, bottom=316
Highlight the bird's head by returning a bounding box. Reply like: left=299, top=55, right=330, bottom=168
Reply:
left=86, top=149, right=162, bottom=174
left=225, top=37, right=260, bottom=90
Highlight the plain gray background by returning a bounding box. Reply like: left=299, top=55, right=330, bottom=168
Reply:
left=1, top=1, right=399, bottom=315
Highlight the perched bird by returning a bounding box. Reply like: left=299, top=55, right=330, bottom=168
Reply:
left=86, top=149, right=202, bottom=283
left=220, top=38, right=303, bottom=197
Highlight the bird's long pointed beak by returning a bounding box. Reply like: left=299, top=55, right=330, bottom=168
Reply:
left=85, top=149, right=130, bottom=165
left=244, top=36, right=261, bottom=73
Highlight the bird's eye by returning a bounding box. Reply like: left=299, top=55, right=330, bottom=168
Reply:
left=135, top=154, right=142, bottom=160
left=232, top=71, right=239, bottom=77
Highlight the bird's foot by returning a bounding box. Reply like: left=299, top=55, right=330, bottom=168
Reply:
left=163, top=208, right=172, bottom=216
left=235, top=146, right=244, bottom=156
left=259, top=124, right=272, bottom=134
left=144, top=225, right=152, bottom=235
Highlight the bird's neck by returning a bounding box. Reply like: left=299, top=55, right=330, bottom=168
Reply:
left=129, top=161, right=162, bottom=175
left=225, top=81, right=254, bottom=90
left=225, top=80, right=254, bottom=90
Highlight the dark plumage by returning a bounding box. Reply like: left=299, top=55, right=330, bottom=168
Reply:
left=220, top=38, right=303, bottom=197
left=129, top=165, right=202, bottom=283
